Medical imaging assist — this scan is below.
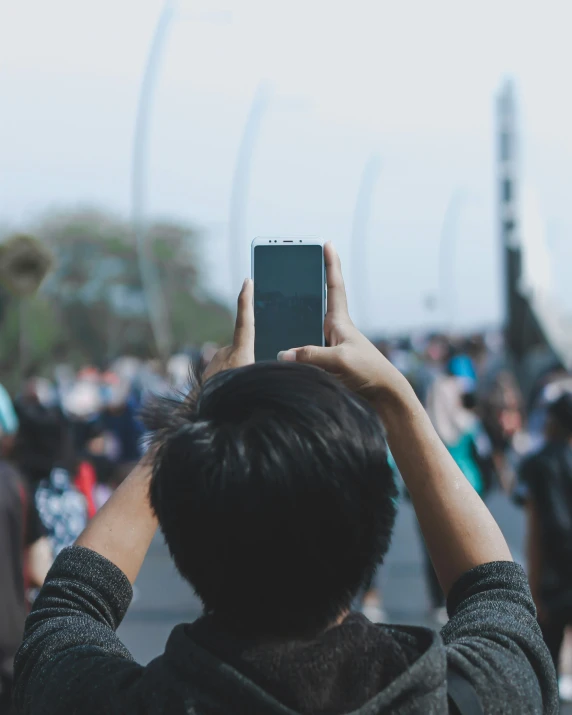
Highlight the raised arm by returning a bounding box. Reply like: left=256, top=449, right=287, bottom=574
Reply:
left=279, top=243, right=512, bottom=596
left=13, top=281, right=256, bottom=715
left=75, top=278, right=255, bottom=585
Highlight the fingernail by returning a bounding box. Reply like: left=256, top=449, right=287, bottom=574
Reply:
left=277, top=350, right=297, bottom=362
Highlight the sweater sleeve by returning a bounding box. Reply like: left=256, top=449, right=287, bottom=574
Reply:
left=13, top=546, right=144, bottom=715
left=441, top=560, right=558, bottom=714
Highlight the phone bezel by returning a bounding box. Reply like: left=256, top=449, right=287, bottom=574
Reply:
left=251, top=236, right=326, bottom=351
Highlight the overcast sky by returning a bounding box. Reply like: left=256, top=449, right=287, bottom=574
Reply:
left=1, top=0, right=571, bottom=334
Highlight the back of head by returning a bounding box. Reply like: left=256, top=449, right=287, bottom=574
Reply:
left=146, top=362, right=396, bottom=638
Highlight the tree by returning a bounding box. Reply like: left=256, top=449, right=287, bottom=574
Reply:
left=0, top=209, right=233, bottom=384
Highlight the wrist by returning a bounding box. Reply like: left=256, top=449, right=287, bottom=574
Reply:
left=371, top=373, right=418, bottom=422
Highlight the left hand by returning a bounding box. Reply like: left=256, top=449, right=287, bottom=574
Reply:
left=203, top=278, right=254, bottom=379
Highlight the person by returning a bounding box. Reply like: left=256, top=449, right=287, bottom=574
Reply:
left=101, top=379, right=145, bottom=475
left=413, top=334, right=448, bottom=406
left=480, top=370, right=525, bottom=493
left=13, top=387, right=88, bottom=557
left=521, top=393, right=572, bottom=683
left=0, top=399, right=51, bottom=715
left=13, top=245, right=557, bottom=714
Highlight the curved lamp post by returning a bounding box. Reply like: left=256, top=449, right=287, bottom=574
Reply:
left=228, top=81, right=272, bottom=294
left=132, top=0, right=176, bottom=362
left=351, top=154, right=382, bottom=330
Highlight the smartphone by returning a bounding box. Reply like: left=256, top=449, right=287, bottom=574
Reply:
left=251, top=237, right=326, bottom=362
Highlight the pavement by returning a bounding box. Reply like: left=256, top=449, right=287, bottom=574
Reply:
left=118, top=490, right=572, bottom=711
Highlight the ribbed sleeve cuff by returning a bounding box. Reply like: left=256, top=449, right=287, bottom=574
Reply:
left=446, top=560, right=529, bottom=617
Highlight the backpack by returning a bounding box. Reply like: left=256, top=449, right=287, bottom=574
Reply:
left=35, top=468, right=88, bottom=556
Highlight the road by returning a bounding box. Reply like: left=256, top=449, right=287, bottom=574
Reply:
left=118, top=491, right=571, bottom=711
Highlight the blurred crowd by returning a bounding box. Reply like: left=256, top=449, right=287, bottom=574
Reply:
left=1, top=333, right=571, bottom=570
left=2, top=332, right=572, bottom=704
left=0, top=348, right=215, bottom=601
left=2, top=333, right=571, bottom=589
left=379, top=330, right=572, bottom=493
left=363, top=331, right=572, bottom=699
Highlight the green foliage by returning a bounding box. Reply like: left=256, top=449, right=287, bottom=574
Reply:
left=0, top=293, right=62, bottom=392
left=0, top=209, right=233, bottom=383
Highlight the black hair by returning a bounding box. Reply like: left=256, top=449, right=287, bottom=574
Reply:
left=548, top=393, right=572, bottom=435
left=145, top=362, right=396, bottom=638
left=14, top=398, right=77, bottom=482
left=462, top=392, right=477, bottom=410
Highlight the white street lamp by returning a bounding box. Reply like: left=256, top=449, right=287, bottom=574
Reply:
left=228, top=82, right=272, bottom=295
left=132, top=0, right=232, bottom=361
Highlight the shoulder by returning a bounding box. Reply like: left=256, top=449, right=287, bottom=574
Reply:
left=442, top=561, right=558, bottom=713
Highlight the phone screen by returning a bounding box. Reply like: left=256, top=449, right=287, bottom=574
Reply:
left=254, top=244, right=324, bottom=361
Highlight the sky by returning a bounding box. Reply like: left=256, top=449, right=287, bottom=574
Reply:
left=1, top=0, right=572, bottom=335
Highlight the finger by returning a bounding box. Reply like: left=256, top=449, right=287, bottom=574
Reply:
left=233, top=278, right=254, bottom=348
left=278, top=345, right=337, bottom=371
left=323, top=242, right=349, bottom=318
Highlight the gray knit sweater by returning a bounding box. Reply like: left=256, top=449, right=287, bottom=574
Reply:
left=13, top=547, right=558, bottom=714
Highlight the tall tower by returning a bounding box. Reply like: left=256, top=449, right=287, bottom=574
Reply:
left=497, top=80, right=545, bottom=365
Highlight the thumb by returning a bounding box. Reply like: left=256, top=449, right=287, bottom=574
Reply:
left=278, top=345, right=336, bottom=371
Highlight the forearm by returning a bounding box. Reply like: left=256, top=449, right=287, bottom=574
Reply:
left=15, top=547, right=134, bottom=714
left=376, top=376, right=512, bottom=596
left=75, top=460, right=157, bottom=584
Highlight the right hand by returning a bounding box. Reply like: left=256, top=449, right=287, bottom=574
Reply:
left=278, top=242, right=405, bottom=403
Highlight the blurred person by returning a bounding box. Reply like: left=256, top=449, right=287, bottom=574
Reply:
left=101, top=378, right=145, bottom=473
left=527, top=371, right=572, bottom=451
left=520, top=393, right=572, bottom=699
left=0, top=400, right=51, bottom=715
left=12, top=246, right=558, bottom=715
left=72, top=418, right=113, bottom=519
left=480, top=370, right=525, bottom=493
left=63, top=378, right=107, bottom=519
left=463, top=335, right=488, bottom=379
left=388, top=337, right=417, bottom=386
left=13, top=379, right=66, bottom=485
left=110, top=357, right=142, bottom=386
left=14, top=383, right=88, bottom=556
left=426, top=355, right=492, bottom=495
left=167, top=354, right=192, bottom=392
left=413, top=334, right=448, bottom=407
